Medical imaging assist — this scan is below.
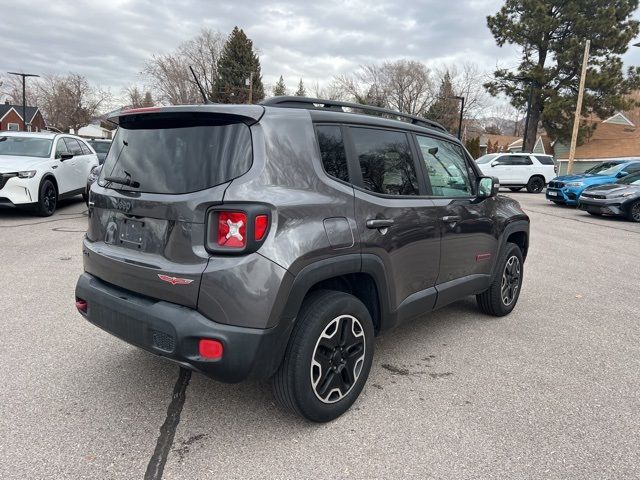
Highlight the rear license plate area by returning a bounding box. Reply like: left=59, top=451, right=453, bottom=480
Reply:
left=119, top=218, right=145, bottom=249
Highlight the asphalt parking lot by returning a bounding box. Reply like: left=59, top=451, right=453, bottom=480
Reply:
left=1, top=192, right=639, bottom=480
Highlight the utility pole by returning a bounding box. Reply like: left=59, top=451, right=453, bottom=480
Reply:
left=567, top=40, right=590, bottom=175
left=447, top=95, right=465, bottom=140
left=8, top=71, right=40, bottom=131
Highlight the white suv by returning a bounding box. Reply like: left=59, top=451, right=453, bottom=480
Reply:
left=476, top=153, right=556, bottom=193
left=0, top=131, right=99, bottom=216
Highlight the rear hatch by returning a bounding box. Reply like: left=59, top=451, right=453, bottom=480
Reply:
left=84, top=106, right=261, bottom=307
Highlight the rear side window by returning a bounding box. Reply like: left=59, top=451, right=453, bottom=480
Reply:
left=100, top=114, right=252, bottom=194
left=79, top=141, right=92, bottom=155
left=535, top=155, right=555, bottom=165
left=352, top=128, right=419, bottom=196
left=316, top=125, right=349, bottom=182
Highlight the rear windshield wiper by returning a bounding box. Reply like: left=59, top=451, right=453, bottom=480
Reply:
left=103, top=176, right=140, bottom=188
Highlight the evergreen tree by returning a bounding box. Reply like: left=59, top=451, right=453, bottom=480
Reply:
left=213, top=27, right=264, bottom=103
left=141, top=91, right=154, bottom=107
left=427, top=72, right=460, bottom=133
left=485, top=0, right=640, bottom=149
left=465, top=136, right=481, bottom=159
left=295, top=79, right=306, bottom=97
left=273, top=76, right=287, bottom=96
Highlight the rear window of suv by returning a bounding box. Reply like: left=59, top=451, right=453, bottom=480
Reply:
left=534, top=155, right=555, bottom=165
left=99, top=113, right=252, bottom=194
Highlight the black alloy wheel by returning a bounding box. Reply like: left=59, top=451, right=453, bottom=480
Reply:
left=35, top=179, right=58, bottom=217
left=501, top=255, right=521, bottom=307
left=311, top=315, right=366, bottom=403
left=628, top=200, right=640, bottom=223
left=526, top=176, right=545, bottom=193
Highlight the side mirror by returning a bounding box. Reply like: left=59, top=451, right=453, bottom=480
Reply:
left=617, top=171, right=629, bottom=178
left=490, top=160, right=499, bottom=167
left=59, top=153, right=74, bottom=161
left=478, top=176, right=499, bottom=198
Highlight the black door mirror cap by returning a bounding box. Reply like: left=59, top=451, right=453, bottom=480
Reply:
left=59, top=153, right=74, bottom=161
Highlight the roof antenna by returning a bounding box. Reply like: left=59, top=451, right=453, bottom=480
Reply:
left=189, top=66, right=211, bottom=104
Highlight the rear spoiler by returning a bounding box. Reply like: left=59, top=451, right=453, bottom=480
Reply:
left=107, top=104, right=265, bottom=126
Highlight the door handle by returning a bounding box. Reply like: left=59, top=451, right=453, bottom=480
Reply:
left=366, top=219, right=394, bottom=229
left=442, top=215, right=461, bottom=223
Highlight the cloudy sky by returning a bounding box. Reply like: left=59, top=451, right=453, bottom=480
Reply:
left=2, top=0, right=640, bottom=102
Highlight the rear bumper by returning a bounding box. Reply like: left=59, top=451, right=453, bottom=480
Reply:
left=75, top=273, right=292, bottom=383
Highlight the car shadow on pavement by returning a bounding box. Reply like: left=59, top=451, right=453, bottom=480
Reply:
left=0, top=197, right=86, bottom=222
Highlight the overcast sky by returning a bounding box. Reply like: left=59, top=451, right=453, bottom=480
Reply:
left=2, top=0, right=639, bottom=103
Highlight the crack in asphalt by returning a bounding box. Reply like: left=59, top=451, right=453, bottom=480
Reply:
left=144, top=368, right=192, bottom=480
left=0, top=213, right=87, bottom=229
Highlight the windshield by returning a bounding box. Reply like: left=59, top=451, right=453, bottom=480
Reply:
left=584, top=162, right=623, bottom=175
left=617, top=172, right=640, bottom=185
left=99, top=113, right=252, bottom=194
left=0, top=136, right=52, bottom=158
left=89, top=141, right=111, bottom=154
left=476, top=154, right=498, bottom=164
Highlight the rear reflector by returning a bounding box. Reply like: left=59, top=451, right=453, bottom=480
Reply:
left=75, top=298, right=88, bottom=313
left=254, top=215, right=268, bottom=241
left=199, top=339, right=224, bottom=360
left=217, top=211, right=247, bottom=248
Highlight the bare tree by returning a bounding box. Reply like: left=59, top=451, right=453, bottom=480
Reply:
left=36, top=73, right=111, bottom=133
left=332, top=60, right=434, bottom=115
left=434, top=62, right=490, bottom=120
left=142, top=28, right=225, bottom=105
left=0, top=73, right=37, bottom=105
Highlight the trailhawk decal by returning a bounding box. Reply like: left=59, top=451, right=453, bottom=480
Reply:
left=157, top=274, right=194, bottom=285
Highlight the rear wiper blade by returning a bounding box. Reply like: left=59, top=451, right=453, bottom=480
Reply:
left=104, top=176, right=140, bottom=188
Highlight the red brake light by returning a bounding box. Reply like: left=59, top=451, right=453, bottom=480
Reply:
left=217, top=212, right=247, bottom=248
left=199, top=339, right=224, bottom=359
left=254, top=215, right=268, bottom=241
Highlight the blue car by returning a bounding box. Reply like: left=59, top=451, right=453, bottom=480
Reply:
left=546, top=160, right=640, bottom=205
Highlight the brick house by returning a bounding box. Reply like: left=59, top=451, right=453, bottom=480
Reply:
left=0, top=102, right=46, bottom=132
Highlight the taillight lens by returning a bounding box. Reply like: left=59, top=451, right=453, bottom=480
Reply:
left=217, top=212, right=247, bottom=248
left=255, top=215, right=268, bottom=241
left=206, top=206, right=270, bottom=254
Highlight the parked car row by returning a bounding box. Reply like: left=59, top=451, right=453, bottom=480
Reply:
left=475, top=153, right=556, bottom=193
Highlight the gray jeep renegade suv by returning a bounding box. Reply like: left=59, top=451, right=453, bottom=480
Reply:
left=75, top=97, right=529, bottom=422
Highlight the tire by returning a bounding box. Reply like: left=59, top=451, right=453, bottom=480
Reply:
left=476, top=242, right=524, bottom=317
left=34, top=178, right=58, bottom=217
left=272, top=290, right=375, bottom=422
left=626, top=199, right=640, bottom=223
left=509, top=187, right=523, bottom=192
left=526, top=176, right=545, bottom=193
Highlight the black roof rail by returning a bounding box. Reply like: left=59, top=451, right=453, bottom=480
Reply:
left=261, top=96, right=448, bottom=134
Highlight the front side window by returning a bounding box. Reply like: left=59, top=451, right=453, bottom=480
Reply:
left=416, top=135, right=473, bottom=197
left=316, top=125, right=349, bottom=182
left=352, top=128, right=419, bottom=196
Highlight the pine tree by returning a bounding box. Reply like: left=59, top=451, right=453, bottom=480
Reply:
left=465, top=136, right=481, bottom=159
left=213, top=27, right=264, bottom=103
left=141, top=91, right=154, bottom=107
left=295, top=79, right=306, bottom=97
left=485, top=0, right=640, bottom=149
left=426, top=72, right=460, bottom=133
left=273, top=76, right=287, bottom=96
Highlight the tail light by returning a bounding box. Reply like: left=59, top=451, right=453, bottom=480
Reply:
left=206, top=205, right=270, bottom=254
